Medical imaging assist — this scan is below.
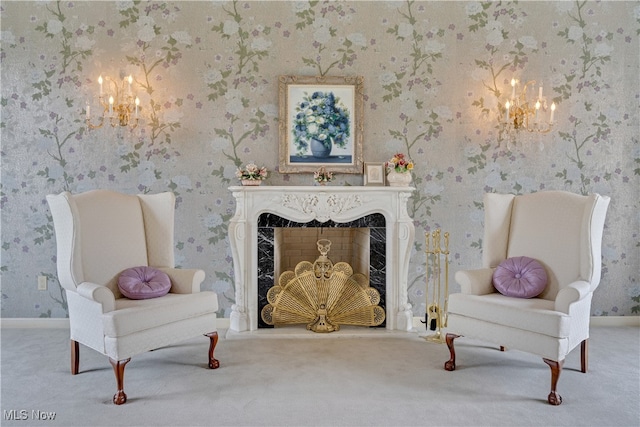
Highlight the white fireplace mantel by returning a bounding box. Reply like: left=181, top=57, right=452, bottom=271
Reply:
left=228, top=185, right=415, bottom=333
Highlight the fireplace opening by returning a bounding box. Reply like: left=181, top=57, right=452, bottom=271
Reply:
left=257, top=213, right=386, bottom=328
left=274, top=228, right=370, bottom=283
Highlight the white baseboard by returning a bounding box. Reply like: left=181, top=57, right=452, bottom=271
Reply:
left=411, top=316, right=639, bottom=328
left=1, top=316, right=637, bottom=329
left=588, top=316, right=640, bottom=327
left=1, top=318, right=70, bottom=328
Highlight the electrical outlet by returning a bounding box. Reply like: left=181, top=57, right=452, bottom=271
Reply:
left=37, top=275, right=47, bottom=291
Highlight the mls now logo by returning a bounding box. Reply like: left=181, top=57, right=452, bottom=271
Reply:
left=4, top=409, right=56, bottom=421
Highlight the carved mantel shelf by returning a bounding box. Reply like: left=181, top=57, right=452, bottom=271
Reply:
left=228, top=185, right=416, bottom=333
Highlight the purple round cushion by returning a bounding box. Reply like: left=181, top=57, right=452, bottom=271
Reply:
left=492, top=256, right=548, bottom=298
left=118, top=266, right=171, bottom=300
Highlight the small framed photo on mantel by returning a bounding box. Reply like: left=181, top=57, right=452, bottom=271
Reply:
left=278, top=75, right=364, bottom=174
left=363, top=162, right=385, bottom=186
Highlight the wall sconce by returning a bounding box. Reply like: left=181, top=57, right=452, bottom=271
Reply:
left=86, top=74, right=139, bottom=129
left=502, top=78, right=556, bottom=135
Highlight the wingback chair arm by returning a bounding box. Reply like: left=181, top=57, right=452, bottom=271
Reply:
left=158, top=268, right=206, bottom=294
left=454, top=268, right=496, bottom=295
left=76, top=282, right=116, bottom=313
left=554, top=280, right=592, bottom=314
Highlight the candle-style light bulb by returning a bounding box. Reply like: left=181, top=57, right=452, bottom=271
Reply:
left=535, top=101, right=541, bottom=123
left=504, top=101, right=510, bottom=123
left=510, top=78, right=516, bottom=99
left=98, top=75, right=103, bottom=95
left=135, top=97, right=140, bottom=118
left=86, top=102, right=90, bottom=120
left=538, top=84, right=543, bottom=100
left=109, top=96, right=114, bottom=115
left=127, top=75, right=133, bottom=95
left=550, top=102, right=556, bottom=124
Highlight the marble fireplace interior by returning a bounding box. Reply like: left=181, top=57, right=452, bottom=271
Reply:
left=257, top=213, right=386, bottom=328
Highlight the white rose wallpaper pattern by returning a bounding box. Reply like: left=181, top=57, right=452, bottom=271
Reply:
left=1, top=1, right=638, bottom=320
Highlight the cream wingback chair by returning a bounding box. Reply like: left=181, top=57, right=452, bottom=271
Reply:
left=445, top=190, right=610, bottom=405
left=47, top=190, right=220, bottom=405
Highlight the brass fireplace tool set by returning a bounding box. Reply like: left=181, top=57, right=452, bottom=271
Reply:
left=421, top=229, right=450, bottom=343
left=261, top=239, right=385, bottom=332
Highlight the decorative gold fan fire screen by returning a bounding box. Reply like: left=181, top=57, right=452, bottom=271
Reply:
left=261, top=239, right=385, bottom=332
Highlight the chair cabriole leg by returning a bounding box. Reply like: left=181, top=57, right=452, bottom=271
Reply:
left=580, top=339, right=588, bottom=373
left=444, top=333, right=460, bottom=371
left=71, top=340, right=79, bottom=375
left=205, top=331, right=220, bottom=369
left=109, top=358, right=131, bottom=405
left=543, top=358, right=564, bottom=405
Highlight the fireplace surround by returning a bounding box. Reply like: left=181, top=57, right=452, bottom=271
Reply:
left=228, top=185, right=415, bottom=333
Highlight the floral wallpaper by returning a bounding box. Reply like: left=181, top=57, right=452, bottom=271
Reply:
left=1, top=1, right=638, bottom=320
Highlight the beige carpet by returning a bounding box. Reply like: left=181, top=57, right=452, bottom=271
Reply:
left=1, top=326, right=638, bottom=426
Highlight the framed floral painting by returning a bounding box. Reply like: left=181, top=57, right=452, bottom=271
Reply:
left=278, top=75, right=364, bottom=173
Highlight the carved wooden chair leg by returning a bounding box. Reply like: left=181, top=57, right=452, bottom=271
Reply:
left=205, top=332, right=220, bottom=369
left=109, top=358, right=131, bottom=405
left=499, top=346, right=506, bottom=352
left=444, top=333, right=460, bottom=371
left=543, top=358, right=564, bottom=405
left=580, top=339, right=588, bottom=373
left=71, top=340, right=79, bottom=375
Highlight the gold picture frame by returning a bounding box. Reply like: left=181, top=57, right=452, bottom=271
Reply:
left=278, top=75, right=364, bottom=174
left=364, top=162, right=386, bottom=186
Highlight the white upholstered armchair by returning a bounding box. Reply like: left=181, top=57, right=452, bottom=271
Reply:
left=47, top=190, right=220, bottom=404
left=445, top=191, right=610, bottom=405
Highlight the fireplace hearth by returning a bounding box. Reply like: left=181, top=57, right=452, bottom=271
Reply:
left=228, top=185, right=415, bottom=333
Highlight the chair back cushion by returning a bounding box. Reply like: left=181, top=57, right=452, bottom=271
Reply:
left=137, top=193, right=175, bottom=268
left=482, top=193, right=516, bottom=268
left=74, top=190, right=149, bottom=297
left=505, top=191, right=606, bottom=300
